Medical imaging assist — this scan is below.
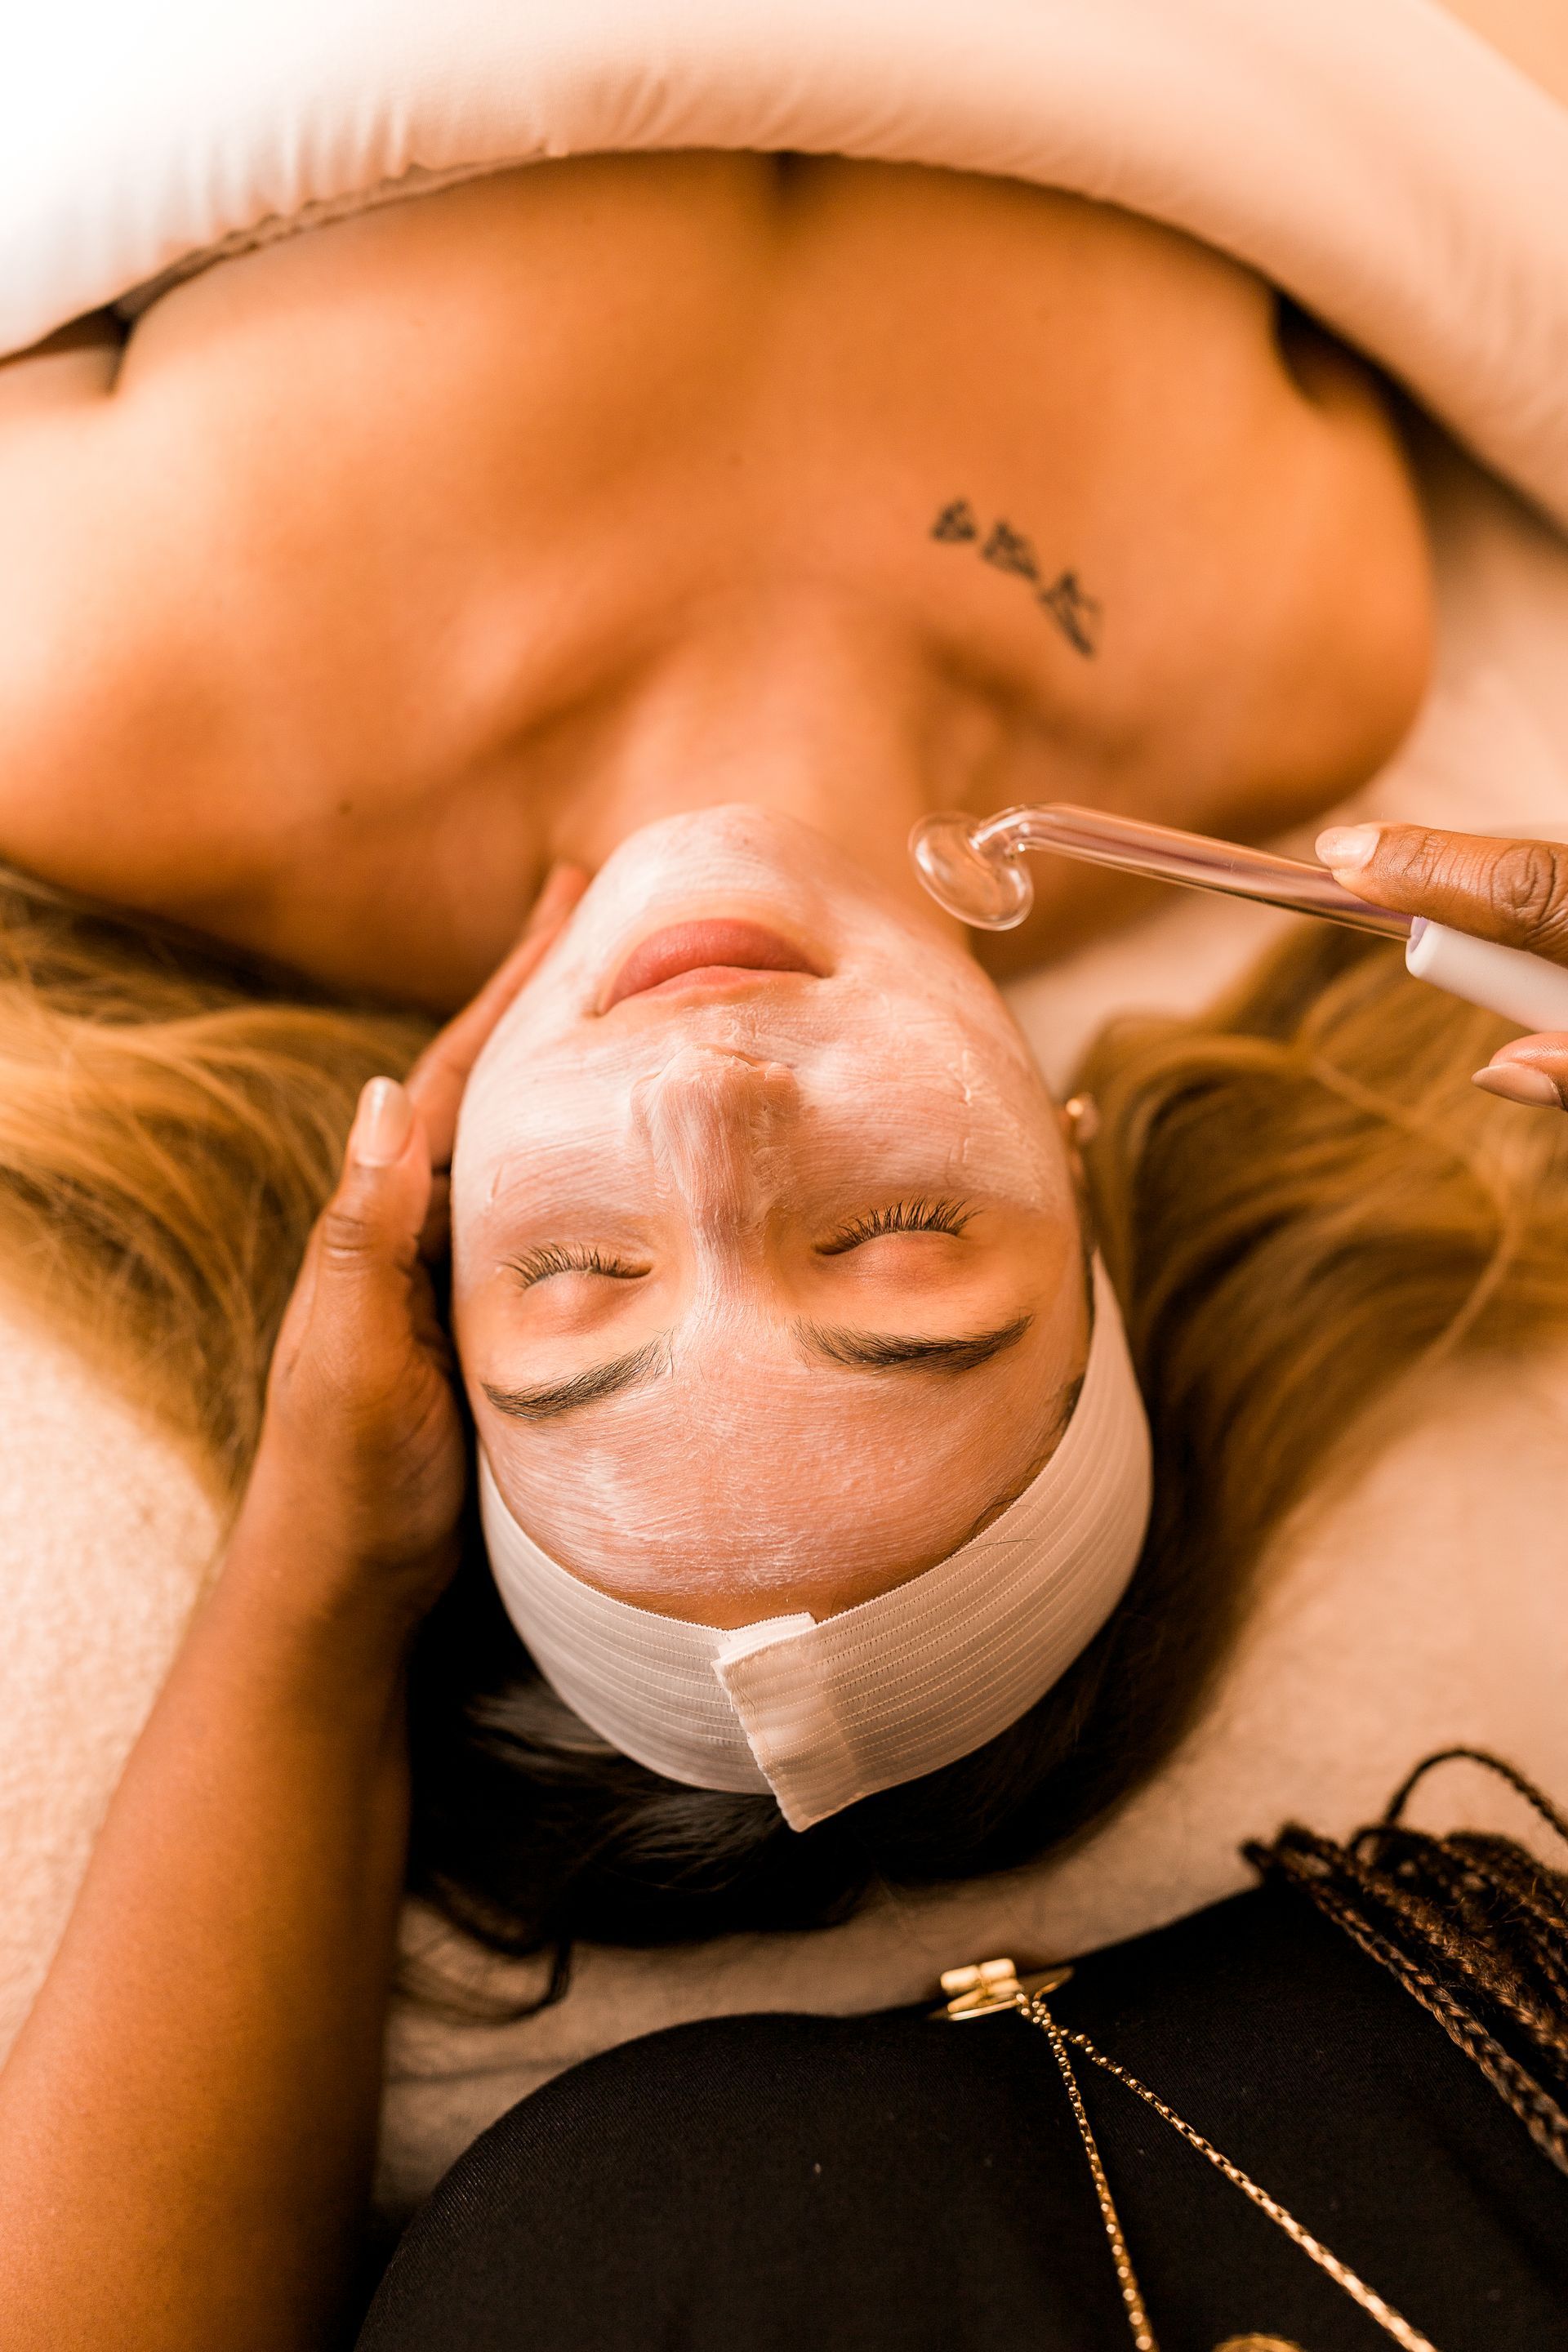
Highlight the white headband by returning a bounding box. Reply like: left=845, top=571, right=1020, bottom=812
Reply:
left=479, top=1257, right=1152, bottom=1832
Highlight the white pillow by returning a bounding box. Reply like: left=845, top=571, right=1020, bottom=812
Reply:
left=7, top=0, right=1568, bottom=524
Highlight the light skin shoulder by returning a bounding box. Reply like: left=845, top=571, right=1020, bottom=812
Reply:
left=0, top=158, right=1432, bottom=1008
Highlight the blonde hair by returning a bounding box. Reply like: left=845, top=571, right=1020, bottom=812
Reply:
left=0, top=870, right=430, bottom=1503
left=1079, top=920, right=1568, bottom=1662
left=5, top=869, right=1568, bottom=1947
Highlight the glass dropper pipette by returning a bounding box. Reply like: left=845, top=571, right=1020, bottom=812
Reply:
left=909, top=803, right=1568, bottom=1035
left=910, top=804, right=1410, bottom=938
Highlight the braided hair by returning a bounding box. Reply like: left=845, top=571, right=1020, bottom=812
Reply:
left=1247, top=1749, right=1568, bottom=2174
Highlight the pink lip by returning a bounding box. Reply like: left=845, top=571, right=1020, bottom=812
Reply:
left=603, top=920, right=826, bottom=1010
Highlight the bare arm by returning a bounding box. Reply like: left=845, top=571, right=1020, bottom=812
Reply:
left=0, top=872, right=585, bottom=2351
left=0, top=1508, right=413, bottom=2352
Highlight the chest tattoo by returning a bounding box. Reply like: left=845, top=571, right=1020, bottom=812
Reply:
left=929, top=497, right=1102, bottom=658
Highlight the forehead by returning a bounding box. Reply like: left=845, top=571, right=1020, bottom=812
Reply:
left=478, top=1285, right=1083, bottom=1612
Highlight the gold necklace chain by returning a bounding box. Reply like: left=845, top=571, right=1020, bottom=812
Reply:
left=1019, top=1990, right=1442, bottom=2352
left=1022, top=1993, right=1156, bottom=2350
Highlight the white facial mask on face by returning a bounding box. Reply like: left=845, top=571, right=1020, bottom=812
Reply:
left=479, top=1258, right=1152, bottom=1832
left=455, top=808, right=1091, bottom=1615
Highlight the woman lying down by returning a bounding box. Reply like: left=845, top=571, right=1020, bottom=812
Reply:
left=1, top=152, right=1567, bottom=2345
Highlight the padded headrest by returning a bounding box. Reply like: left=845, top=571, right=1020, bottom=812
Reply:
left=8, top=1, right=1568, bottom=526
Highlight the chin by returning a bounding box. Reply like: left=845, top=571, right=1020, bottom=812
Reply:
left=588, top=804, right=869, bottom=905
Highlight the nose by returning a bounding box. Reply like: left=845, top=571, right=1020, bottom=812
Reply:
left=633, top=1046, right=800, bottom=1239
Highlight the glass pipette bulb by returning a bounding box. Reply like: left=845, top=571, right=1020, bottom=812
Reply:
left=909, top=804, right=1411, bottom=939
left=910, top=812, right=1034, bottom=929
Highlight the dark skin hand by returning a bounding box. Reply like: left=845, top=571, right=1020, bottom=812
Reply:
left=0, top=865, right=586, bottom=2352
left=1319, top=820, right=1568, bottom=1109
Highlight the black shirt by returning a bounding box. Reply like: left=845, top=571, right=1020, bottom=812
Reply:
left=359, top=1883, right=1568, bottom=2351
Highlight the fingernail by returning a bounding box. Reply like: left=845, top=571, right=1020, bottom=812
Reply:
left=1315, top=824, right=1382, bottom=871
left=350, top=1076, right=414, bottom=1165
left=1471, top=1062, right=1565, bottom=1108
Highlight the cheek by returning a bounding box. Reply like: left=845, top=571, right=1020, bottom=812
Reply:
left=454, top=1069, right=573, bottom=1201
left=448, top=1175, right=492, bottom=1310
left=819, top=1034, right=1067, bottom=1203
left=451, top=1063, right=644, bottom=1274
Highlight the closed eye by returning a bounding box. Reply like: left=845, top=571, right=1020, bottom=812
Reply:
left=509, top=1245, right=650, bottom=1288
left=819, top=1196, right=973, bottom=1256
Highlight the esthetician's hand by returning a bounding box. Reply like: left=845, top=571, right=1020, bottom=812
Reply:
left=1317, top=822, right=1568, bottom=1112
left=0, top=868, right=588, bottom=2352
left=231, top=863, right=590, bottom=1642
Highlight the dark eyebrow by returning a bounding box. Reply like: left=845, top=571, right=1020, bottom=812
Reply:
left=482, top=1336, right=670, bottom=1423
left=798, top=1313, right=1034, bottom=1374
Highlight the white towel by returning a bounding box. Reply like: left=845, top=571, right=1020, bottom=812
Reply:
left=4, top=0, right=1568, bottom=526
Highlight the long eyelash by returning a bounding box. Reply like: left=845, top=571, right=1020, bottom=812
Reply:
left=509, top=1245, right=643, bottom=1287
left=822, top=1196, right=973, bottom=1254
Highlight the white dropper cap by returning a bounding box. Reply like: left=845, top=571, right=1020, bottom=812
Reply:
left=1406, top=918, right=1568, bottom=1033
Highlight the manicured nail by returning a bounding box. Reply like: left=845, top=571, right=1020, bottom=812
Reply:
left=350, top=1076, right=414, bottom=1165
left=1315, top=824, right=1382, bottom=871
left=1471, top=1062, right=1565, bottom=1108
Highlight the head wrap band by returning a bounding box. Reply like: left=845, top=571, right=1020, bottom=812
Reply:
left=479, top=1257, right=1152, bottom=1832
